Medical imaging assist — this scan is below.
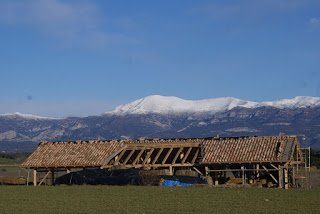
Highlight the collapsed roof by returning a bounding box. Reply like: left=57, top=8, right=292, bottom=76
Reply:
left=22, top=135, right=300, bottom=169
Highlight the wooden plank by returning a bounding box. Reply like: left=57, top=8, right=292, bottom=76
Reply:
left=162, top=148, right=173, bottom=165
left=104, top=146, right=127, bottom=166
left=132, top=148, right=145, bottom=165
left=143, top=148, right=155, bottom=165
left=182, top=147, right=192, bottom=163
left=152, top=148, right=164, bottom=165
left=123, top=149, right=135, bottom=165
left=191, top=148, right=199, bottom=164
left=172, top=148, right=183, bottom=164
left=207, top=168, right=279, bottom=172
left=114, top=149, right=127, bottom=165
left=112, top=163, right=194, bottom=169
left=192, top=167, right=204, bottom=176
left=270, top=163, right=279, bottom=170
left=262, top=165, right=278, bottom=184
left=125, top=142, right=201, bottom=148
left=38, top=171, right=50, bottom=186
left=278, top=165, right=283, bottom=189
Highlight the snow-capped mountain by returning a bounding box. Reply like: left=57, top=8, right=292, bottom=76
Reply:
left=0, top=112, right=57, bottom=120
left=1, top=95, right=320, bottom=152
left=108, top=95, right=320, bottom=115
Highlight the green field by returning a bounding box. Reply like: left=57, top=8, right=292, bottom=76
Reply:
left=0, top=186, right=319, bottom=213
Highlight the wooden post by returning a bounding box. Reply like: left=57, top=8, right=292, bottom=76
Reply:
left=33, top=169, right=37, bottom=186
left=278, top=165, right=283, bottom=189
left=205, top=166, right=209, bottom=176
left=26, top=169, right=30, bottom=186
left=241, top=166, right=245, bottom=185
left=205, top=166, right=213, bottom=186
left=256, top=164, right=260, bottom=182
left=51, top=169, right=55, bottom=186
left=284, top=167, right=289, bottom=189
left=169, top=166, right=173, bottom=175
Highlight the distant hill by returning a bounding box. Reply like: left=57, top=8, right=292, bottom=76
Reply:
left=1, top=95, right=320, bottom=152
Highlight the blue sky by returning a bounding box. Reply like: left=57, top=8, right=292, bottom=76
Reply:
left=0, top=0, right=320, bottom=117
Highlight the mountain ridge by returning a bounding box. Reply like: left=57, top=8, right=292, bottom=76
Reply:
left=1, top=95, right=320, bottom=119
left=1, top=95, right=320, bottom=152
left=108, top=95, right=320, bottom=115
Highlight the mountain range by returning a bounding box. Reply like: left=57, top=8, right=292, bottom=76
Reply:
left=1, top=95, right=320, bottom=152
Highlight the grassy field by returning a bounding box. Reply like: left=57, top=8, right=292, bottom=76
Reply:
left=0, top=186, right=319, bottom=213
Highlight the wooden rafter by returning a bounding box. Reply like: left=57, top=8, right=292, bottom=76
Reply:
left=191, top=148, right=199, bottom=164
left=132, top=148, right=145, bottom=165
left=104, top=147, right=126, bottom=165
left=182, top=147, right=192, bottom=164
left=143, top=148, right=155, bottom=165
left=172, top=147, right=183, bottom=164
left=114, top=149, right=127, bottom=165
left=152, top=148, right=164, bottom=165
left=162, top=148, right=173, bottom=165
left=123, top=150, right=135, bottom=165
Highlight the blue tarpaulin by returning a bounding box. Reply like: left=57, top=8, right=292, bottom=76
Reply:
left=161, top=179, right=193, bottom=187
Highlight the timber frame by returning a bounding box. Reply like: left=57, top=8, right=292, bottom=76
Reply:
left=103, top=142, right=201, bottom=170
left=22, top=135, right=310, bottom=189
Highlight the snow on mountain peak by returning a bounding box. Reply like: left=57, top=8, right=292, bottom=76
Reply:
left=0, top=112, right=58, bottom=120
left=260, top=96, right=320, bottom=109
left=108, top=95, right=320, bottom=115
left=110, top=95, right=258, bottom=115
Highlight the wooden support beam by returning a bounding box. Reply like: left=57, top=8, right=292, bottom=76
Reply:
left=51, top=169, right=55, bottom=186
left=132, top=148, right=145, bottom=165
left=38, top=171, right=51, bottom=186
left=192, top=167, right=204, bottom=176
left=104, top=147, right=127, bottom=165
left=284, top=167, right=289, bottom=189
left=169, top=166, right=173, bottom=175
left=278, top=165, right=283, bottom=189
left=172, top=147, right=183, bottom=164
left=207, top=168, right=279, bottom=172
left=191, top=148, right=199, bottom=164
left=270, top=164, right=279, bottom=170
left=33, top=169, right=37, bottom=186
left=143, top=148, right=155, bottom=165
left=125, top=142, right=201, bottom=148
left=262, top=165, right=278, bottom=184
left=205, top=166, right=209, bottom=176
left=241, top=166, right=245, bottom=185
left=162, top=148, right=173, bottom=165
left=114, top=149, right=127, bottom=165
left=182, top=147, right=192, bottom=164
left=152, top=148, right=164, bottom=165
left=123, top=150, right=135, bottom=165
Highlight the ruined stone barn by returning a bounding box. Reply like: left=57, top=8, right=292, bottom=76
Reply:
left=22, top=135, right=310, bottom=188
